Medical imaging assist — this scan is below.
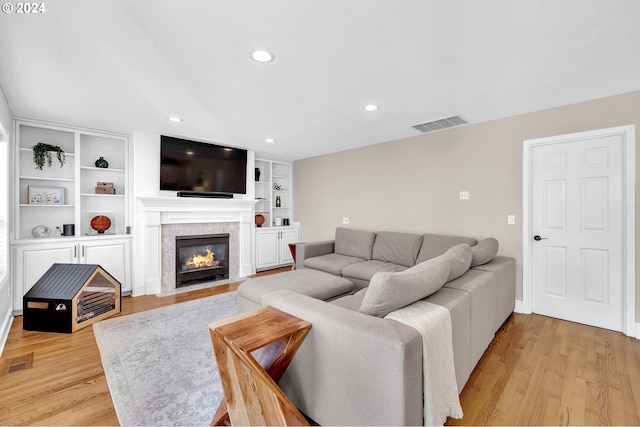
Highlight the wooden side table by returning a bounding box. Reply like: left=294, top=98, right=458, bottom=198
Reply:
left=288, top=243, right=297, bottom=270
left=209, top=306, right=312, bottom=426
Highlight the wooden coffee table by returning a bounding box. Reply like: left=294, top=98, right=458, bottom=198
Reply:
left=209, top=306, right=312, bottom=426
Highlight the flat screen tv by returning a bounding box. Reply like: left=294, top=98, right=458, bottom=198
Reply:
left=160, top=135, right=247, bottom=197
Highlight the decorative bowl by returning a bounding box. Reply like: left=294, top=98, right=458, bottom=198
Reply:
left=255, top=214, right=265, bottom=227
left=90, top=215, right=111, bottom=233
left=31, top=225, right=51, bottom=238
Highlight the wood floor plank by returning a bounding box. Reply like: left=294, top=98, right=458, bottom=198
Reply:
left=2, top=272, right=640, bottom=426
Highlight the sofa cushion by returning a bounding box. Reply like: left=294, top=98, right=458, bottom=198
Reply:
left=443, top=244, right=472, bottom=281
left=334, top=227, right=376, bottom=260
left=341, top=260, right=408, bottom=282
left=416, top=234, right=477, bottom=264
left=238, top=268, right=354, bottom=307
left=330, top=288, right=368, bottom=311
left=470, top=238, right=499, bottom=266
left=359, top=255, right=451, bottom=317
left=372, top=231, right=423, bottom=267
left=304, top=253, right=366, bottom=276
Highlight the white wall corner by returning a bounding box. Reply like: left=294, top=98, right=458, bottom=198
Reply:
left=636, top=323, right=640, bottom=340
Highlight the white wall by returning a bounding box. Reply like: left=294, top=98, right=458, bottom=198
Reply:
left=0, top=84, right=13, bottom=354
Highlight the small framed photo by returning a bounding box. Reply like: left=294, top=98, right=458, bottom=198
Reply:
left=28, top=185, right=65, bottom=205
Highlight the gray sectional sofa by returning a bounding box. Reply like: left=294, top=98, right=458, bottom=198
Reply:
left=237, top=227, right=515, bottom=426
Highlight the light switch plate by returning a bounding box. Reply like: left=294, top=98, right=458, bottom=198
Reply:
left=459, top=191, right=469, bottom=200
left=508, top=215, right=516, bottom=225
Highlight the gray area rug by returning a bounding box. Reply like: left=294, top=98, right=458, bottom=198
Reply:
left=93, top=292, right=238, bottom=426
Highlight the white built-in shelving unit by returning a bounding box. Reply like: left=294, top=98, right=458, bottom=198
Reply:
left=11, top=118, right=132, bottom=311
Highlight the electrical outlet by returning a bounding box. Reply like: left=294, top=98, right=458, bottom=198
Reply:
left=342, top=217, right=349, bottom=225
left=459, top=191, right=470, bottom=200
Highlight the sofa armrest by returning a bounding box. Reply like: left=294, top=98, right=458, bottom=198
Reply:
left=263, top=289, right=424, bottom=426
left=295, top=240, right=335, bottom=269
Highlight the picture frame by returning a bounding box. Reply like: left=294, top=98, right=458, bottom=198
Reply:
left=28, top=185, right=65, bottom=205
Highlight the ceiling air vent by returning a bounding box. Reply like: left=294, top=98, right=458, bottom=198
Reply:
left=411, top=115, right=468, bottom=133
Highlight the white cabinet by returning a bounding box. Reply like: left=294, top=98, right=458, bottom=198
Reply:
left=12, top=237, right=132, bottom=313
left=82, top=239, right=131, bottom=291
left=255, top=227, right=299, bottom=271
left=11, top=119, right=132, bottom=313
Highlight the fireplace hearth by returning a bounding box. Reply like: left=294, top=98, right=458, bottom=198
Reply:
left=176, top=234, right=229, bottom=287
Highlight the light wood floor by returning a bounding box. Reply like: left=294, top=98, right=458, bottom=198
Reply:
left=1, top=269, right=639, bottom=426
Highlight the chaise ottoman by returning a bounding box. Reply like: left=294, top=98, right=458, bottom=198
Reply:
left=238, top=269, right=354, bottom=312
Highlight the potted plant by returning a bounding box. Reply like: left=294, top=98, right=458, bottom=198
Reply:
left=32, top=142, right=66, bottom=170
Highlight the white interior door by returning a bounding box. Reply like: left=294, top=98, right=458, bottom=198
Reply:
left=525, top=126, right=634, bottom=334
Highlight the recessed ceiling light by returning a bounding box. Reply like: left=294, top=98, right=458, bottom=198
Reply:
left=167, top=116, right=183, bottom=122
left=265, top=138, right=275, bottom=143
left=251, top=50, right=275, bottom=63
left=364, top=104, right=379, bottom=112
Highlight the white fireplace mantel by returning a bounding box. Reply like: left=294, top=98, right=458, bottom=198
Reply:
left=134, top=196, right=257, bottom=295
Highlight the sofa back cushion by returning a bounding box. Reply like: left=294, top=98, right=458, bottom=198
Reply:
left=372, top=231, right=423, bottom=267
left=416, top=234, right=477, bottom=264
left=335, top=227, right=376, bottom=260
left=359, top=255, right=451, bottom=317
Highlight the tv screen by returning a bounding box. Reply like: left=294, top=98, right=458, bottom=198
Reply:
left=160, top=135, right=247, bottom=195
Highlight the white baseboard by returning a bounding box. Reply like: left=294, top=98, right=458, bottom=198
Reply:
left=0, top=309, right=13, bottom=357
left=514, top=300, right=530, bottom=314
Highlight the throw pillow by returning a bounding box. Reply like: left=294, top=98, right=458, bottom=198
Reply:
left=443, top=243, right=472, bottom=281
left=470, top=238, right=499, bottom=266
left=359, top=255, right=451, bottom=317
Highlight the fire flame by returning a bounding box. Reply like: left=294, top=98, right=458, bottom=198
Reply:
left=186, top=246, right=216, bottom=269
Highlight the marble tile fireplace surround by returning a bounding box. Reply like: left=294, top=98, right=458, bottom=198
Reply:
left=137, top=197, right=256, bottom=295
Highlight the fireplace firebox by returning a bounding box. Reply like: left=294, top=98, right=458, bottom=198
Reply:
left=176, top=234, right=229, bottom=287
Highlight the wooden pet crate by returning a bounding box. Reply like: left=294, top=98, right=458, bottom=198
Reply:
left=23, top=263, right=121, bottom=333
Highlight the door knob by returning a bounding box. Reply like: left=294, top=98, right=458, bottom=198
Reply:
left=533, top=235, right=548, bottom=241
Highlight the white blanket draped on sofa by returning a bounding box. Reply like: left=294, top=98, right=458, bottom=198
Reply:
left=386, top=301, right=464, bottom=426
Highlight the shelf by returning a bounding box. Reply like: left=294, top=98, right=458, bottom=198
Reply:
left=15, top=119, right=129, bottom=239
left=19, top=204, right=75, bottom=208
left=80, top=166, right=125, bottom=173
left=19, top=176, right=75, bottom=182
left=254, top=158, right=292, bottom=233
left=19, top=147, right=76, bottom=157
left=80, top=193, right=125, bottom=198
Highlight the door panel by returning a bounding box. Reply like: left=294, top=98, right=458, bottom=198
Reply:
left=256, top=231, right=278, bottom=270
left=531, top=134, right=624, bottom=332
left=83, top=241, right=129, bottom=289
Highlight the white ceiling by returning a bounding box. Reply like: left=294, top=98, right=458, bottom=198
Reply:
left=1, top=0, right=639, bottom=160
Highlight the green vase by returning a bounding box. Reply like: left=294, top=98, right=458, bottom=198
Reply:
left=95, top=156, right=109, bottom=168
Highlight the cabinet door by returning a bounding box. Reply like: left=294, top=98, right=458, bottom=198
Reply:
left=82, top=240, right=131, bottom=291
left=256, top=231, right=279, bottom=270
left=279, top=229, right=299, bottom=265
left=14, top=243, right=76, bottom=312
